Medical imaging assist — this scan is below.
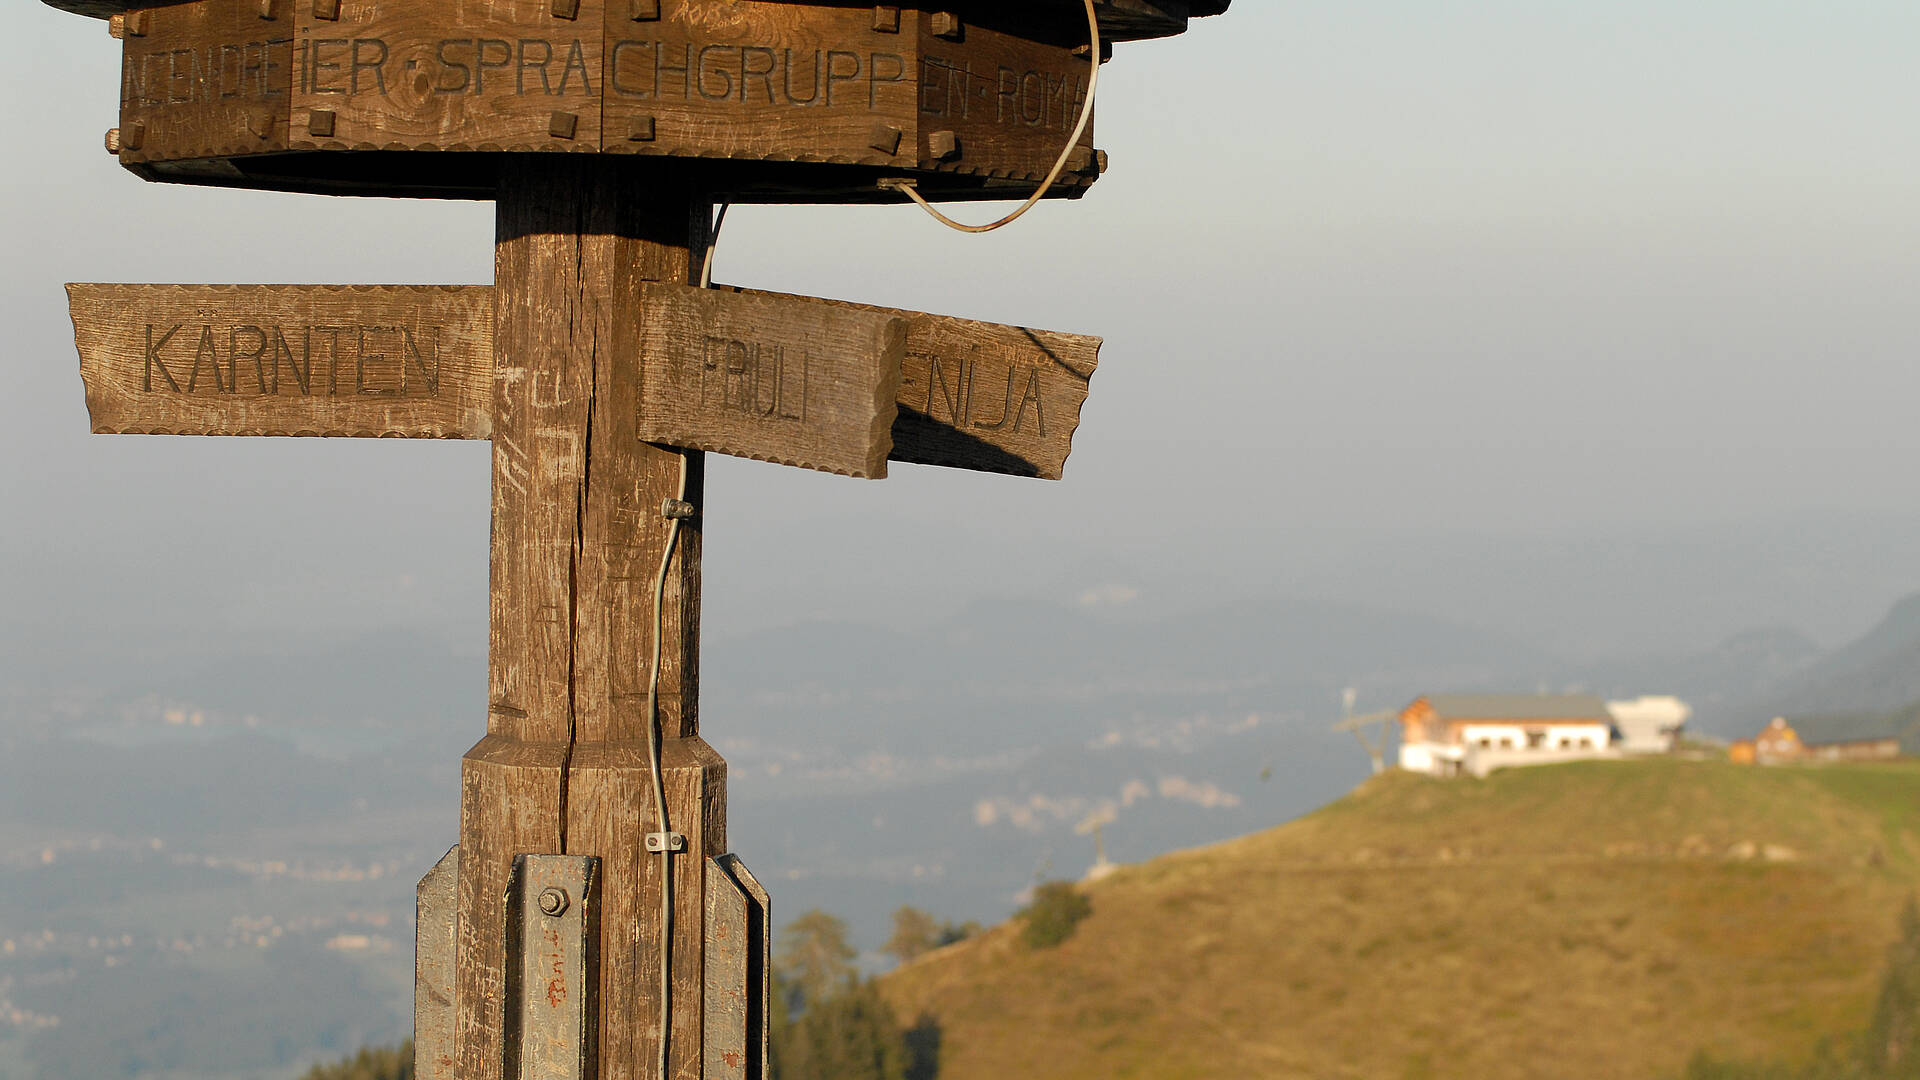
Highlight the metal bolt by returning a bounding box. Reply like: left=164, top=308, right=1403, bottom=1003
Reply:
left=538, top=887, right=570, bottom=917
left=661, top=498, right=696, bottom=520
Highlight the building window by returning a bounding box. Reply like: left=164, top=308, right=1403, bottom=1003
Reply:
left=1527, top=730, right=1546, bottom=749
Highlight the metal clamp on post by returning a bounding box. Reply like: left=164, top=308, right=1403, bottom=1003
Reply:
left=660, top=499, right=696, bottom=520
left=645, top=832, right=687, bottom=853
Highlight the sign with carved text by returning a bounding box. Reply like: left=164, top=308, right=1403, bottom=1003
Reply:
left=602, top=0, right=919, bottom=166
left=634, top=284, right=907, bottom=480
left=68, top=282, right=1096, bottom=477
left=118, top=0, right=295, bottom=165
left=713, top=287, right=1100, bottom=480
left=66, top=283, right=494, bottom=438
left=101, top=0, right=1105, bottom=201
left=290, top=0, right=606, bottom=152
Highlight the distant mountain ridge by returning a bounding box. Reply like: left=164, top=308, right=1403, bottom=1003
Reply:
left=1758, top=593, right=1920, bottom=719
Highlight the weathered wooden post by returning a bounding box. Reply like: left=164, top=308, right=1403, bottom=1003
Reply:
left=40, top=1, right=1228, bottom=1076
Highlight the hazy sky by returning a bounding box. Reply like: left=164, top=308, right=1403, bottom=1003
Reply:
left=6, top=2, right=1920, bottom=679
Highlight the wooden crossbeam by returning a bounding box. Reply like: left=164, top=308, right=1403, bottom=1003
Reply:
left=67, top=280, right=1099, bottom=479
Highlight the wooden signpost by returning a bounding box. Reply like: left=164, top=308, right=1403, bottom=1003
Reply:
left=39, top=1, right=1228, bottom=1077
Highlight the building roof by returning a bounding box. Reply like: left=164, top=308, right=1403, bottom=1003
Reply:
left=1418, top=694, right=1614, bottom=723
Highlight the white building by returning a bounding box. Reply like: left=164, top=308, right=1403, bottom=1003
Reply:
left=1606, top=696, right=1691, bottom=754
left=1398, top=694, right=1619, bottom=778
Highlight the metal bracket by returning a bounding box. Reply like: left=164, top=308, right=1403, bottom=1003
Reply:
left=705, top=854, right=772, bottom=1080
left=661, top=499, right=697, bottom=520
left=414, top=846, right=460, bottom=1080
left=646, top=832, right=688, bottom=853
left=504, top=854, right=600, bottom=1080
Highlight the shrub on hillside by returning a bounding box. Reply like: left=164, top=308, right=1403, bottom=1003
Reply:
left=299, top=1041, right=412, bottom=1080
left=1019, top=881, right=1092, bottom=950
left=775, top=978, right=908, bottom=1080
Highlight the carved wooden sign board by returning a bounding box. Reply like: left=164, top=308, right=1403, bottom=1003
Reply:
left=38, top=0, right=1226, bottom=1077
left=67, top=281, right=1098, bottom=479
left=89, top=0, right=1187, bottom=200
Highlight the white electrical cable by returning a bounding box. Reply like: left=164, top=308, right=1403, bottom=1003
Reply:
left=644, top=201, right=727, bottom=1080
left=890, top=0, right=1102, bottom=234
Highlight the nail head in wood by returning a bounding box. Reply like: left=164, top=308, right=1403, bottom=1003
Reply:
left=311, top=0, right=339, bottom=19
left=929, top=12, right=963, bottom=40
left=549, top=111, right=579, bottom=140
left=550, top=0, right=580, bottom=19
left=307, top=109, right=336, bottom=138
left=873, top=5, right=900, bottom=32
left=928, top=130, right=960, bottom=161
left=104, top=128, right=121, bottom=155
left=630, top=0, right=660, bottom=20
left=628, top=116, right=657, bottom=141
left=869, top=123, right=902, bottom=156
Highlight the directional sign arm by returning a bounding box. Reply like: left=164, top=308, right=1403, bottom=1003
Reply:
left=712, top=286, right=1101, bottom=480
left=67, top=284, right=494, bottom=439
left=68, top=281, right=1100, bottom=479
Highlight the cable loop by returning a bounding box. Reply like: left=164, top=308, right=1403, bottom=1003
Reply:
left=892, top=0, right=1103, bottom=234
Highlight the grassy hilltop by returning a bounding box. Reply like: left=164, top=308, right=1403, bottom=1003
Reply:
left=881, top=759, right=1920, bottom=1080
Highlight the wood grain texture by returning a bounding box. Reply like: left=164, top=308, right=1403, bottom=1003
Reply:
left=567, top=737, right=726, bottom=1080
left=291, top=0, right=606, bottom=153
left=67, top=283, right=493, bottom=438
left=713, top=286, right=1100, bottom=480
left=97, top=0, right=1122, bottom=200
left=603, top=0, right=921, bottom=167
left=464, top=158, right=713, bottom=1080
left=58, top=0, right=1227, bottom=41
left=118, top=0, right=294, bottom=165
left=916, top=15, right=1096, bottom=184
left=458, top=736, right=567, bottom=1080
left=634, top=283, right=905, bottom=480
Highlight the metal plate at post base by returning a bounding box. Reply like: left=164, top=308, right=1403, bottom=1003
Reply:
left=415, top=846, right=460, bottom=1080
left=504, top=855, right=601, bottom=1080
left=705, top=854, right=771, bottom=1080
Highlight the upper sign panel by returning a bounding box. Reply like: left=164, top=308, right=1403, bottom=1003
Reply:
left=96, top=0, right=1161, bottom=201
left=290, top=0, right=607, bottom=153
left=56, top=0, right=1229, bottom=42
